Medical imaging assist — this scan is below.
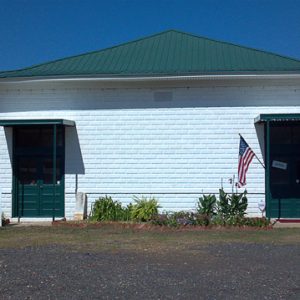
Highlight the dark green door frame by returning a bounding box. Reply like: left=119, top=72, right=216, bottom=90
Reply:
left=12, top=125, right=65, bottom=219
left=265, top=120, right=271, bottom=218
left=0, top=119, right=74, bottom=219
left=264, top=120, right=300, bottom=218
left=52, top=124, right=56, bottom=221
left=256, top=114, right=300, bottom=218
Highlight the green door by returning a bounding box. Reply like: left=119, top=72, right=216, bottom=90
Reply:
left=16, top=156, right=64, bottom=217
left=268, top=122, right=300, bottom=218
left=13, top=126, right=65, bottom=218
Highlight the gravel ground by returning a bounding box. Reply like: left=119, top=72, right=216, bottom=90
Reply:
left=0, top=243, right=299, bottom=300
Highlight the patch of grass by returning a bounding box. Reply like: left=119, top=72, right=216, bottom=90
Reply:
left=0, top=226, right=299, bottom=254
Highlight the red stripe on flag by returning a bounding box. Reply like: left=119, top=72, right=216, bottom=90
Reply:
left=237, top=145, right=255, bottom=187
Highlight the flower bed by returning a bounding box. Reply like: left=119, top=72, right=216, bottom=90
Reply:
left=85, top=191, right=271, bottom=229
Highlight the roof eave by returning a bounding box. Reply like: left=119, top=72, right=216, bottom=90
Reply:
left=1, top=72, right=300, bottom=84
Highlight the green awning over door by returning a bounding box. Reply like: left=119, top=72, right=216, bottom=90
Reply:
left=0, top=119, right=75, bottom=126
left=255, top=114, right=300, bottom=123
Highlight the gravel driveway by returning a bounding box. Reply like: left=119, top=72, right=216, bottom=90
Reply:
left=0, top=242, right=299, bottom=299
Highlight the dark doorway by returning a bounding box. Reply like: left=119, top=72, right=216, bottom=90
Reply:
left=13, top=126, right=65, bottom=217
left=268, top=122, right=300, bottom=218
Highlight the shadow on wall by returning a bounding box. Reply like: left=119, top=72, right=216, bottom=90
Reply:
left=4, top=127, right=13, bottom=165
left=65, top=126, right=85, bottom=175
left=255, top=122, right=266, bottom=163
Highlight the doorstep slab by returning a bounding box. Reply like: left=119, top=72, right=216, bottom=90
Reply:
left=273, top=221, right=300, bottom=228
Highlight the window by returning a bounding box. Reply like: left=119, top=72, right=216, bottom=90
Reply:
left=15, top=126, right=63, bottom=148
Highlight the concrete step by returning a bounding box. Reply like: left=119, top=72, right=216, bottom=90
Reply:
left=273, top=220, right=300, bottom=228
left=8, top=221, right=52, bottom=227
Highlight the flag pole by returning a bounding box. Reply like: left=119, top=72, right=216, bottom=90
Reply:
left=239, top=134, right=265, bottom=169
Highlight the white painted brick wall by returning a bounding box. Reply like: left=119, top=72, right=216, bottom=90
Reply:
left=0, top=81, right=299, bottom=218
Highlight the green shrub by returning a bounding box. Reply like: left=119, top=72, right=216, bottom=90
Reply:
left=194, top=213, right=211, bottom=226
left=123, top=203, right=133, bottom=222
left=151, top=212, right=180, bottom=227
left=90, top=196, right=131, bottom=222
left=131, top=196, right=160, bottom=222
left=171, top=211, right=196, bottom=226
left=194, top=189, right=248, bottom=226
left=242, top=217, right=271, bottom=227
left=197, top=194, right=217, bottom=217
left=151, top=211, right=196, bottom=227
left=151, top=214, right=170, bottom=226
left=217, top=189, right=248, bottom=224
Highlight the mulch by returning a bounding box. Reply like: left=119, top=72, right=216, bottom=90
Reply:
left=52, top=220, right=273, bottom=231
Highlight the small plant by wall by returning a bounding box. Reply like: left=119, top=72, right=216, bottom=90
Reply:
left=90, top=195, right=160, bottom=222
left=1, top=212, right=10, bottom=226
left=197, top=194, right=217, bottom=225
left=196, top=189, right=249, bottom=226
left=215, top=189, right=248, bottom=225
left=242, top=217, right=271, bottom=227
left=151, top=211, right=197, bottom=227
left=131, top=196, right=160, bottom=222
left=90, top=196, right=131, bottom=222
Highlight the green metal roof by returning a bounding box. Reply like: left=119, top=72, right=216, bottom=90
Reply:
left=0, top=119, right=75, bottom=126
left=1, top=30, right=300, bottom=79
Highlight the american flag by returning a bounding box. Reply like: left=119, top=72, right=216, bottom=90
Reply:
left=237, top=135, right=255, bottom=188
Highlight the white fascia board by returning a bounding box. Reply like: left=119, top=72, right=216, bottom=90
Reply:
left=1, top=73, right=300, bottom=84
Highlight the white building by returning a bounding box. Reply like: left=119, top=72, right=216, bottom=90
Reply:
left=0, top=30, right=300, bottom=220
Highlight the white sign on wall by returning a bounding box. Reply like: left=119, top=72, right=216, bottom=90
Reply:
left=272, top=160, right=288, bottom=170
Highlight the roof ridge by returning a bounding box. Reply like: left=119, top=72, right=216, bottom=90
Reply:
left=3, top=30, right=176, bottom=74
left=1, top=29, right=299, bottom=78
left=171, top=29, right=300, bottom=63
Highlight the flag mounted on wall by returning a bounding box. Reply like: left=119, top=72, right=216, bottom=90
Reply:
left=237, top=135, right=255, bottom=188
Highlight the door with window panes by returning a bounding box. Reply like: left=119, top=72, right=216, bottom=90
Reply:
left=13, top=126, right=65, bottom=217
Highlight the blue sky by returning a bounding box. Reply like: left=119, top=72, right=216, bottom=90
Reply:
left=1, top=0, right=300, bottom=71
